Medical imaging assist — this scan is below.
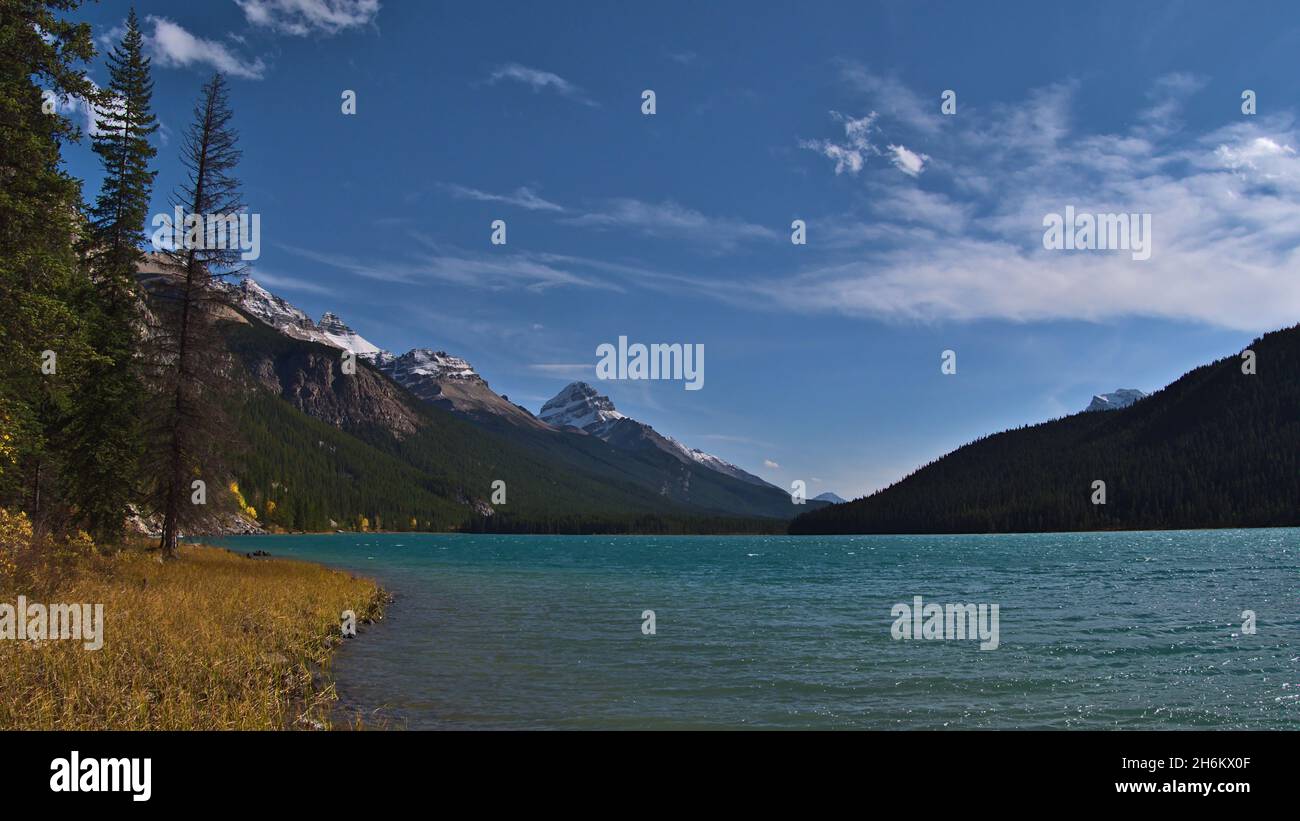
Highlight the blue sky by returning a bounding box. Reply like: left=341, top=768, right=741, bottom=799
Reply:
left=62, top=1, right=1300, bottom=498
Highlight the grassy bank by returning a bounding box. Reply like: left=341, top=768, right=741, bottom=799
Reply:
left=0, top=542, right=384, bottom=730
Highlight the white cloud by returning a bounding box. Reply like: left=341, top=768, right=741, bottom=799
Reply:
left=1216, top=136, right=1297, bottom=177
left=48, top=80, right=103, bottom=137
left=486, top=63, right=596, bottom=106
left=95, top=22, right=126, bottom=50
left=689, top=78, right=1300, bottom=332
left=249, top=270, right=338, bottom=297
left=146, top=16, right=266, bottom=79
left=47, top=79, right=138, bottom=140
left=887, top=144, right=929, bottom=176
left=1137, top=72, right=1207, bottom=137
left=281, top=243, right=622, bottom=292
left=763, top=459, right=780, bottom=469
left=439, top=183, right=566, bottom=212
left=563, top=199, right=777, bottom=248
left=799, top=111, right=879, bottom=175
left=235, top=0, right=380, bottom=36
left=757, top=117, right=1300, bottom=330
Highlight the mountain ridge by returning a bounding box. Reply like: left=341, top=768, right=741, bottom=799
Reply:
left=539, top=381, right=779, bottom=489
left=224, top=275, right=775, bottom=485
left=790, top=324, right=1300, bottom=535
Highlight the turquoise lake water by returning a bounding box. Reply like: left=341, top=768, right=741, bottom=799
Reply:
left=209, top=529, right=1300, bottom=730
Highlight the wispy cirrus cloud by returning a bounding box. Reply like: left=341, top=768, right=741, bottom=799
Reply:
left=838, top=61, right=944, bottom=135
left=485, top=63, right=597, bottom=106
left=235, top=0, right=381, bottom=36
left=527, top=363, right=596, bottom=379
left=770, top=76, right=1300, bottom=331
left=547, top=73, right=1297, bottom=333
left=280, top=241, right=623, bottom=293
left=248, top=270, right=339, bottom=297
left=561, top=198, right=778, bottom=249
left=438, top=183, right=567, bottom=212
left=430, top=184, right=777, bottom=251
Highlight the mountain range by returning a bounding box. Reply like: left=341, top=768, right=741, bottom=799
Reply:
left=143, top=262, right=1294, bottom=536
left=148, top=266, right=818, bottom=533
left=227, top=275, right=771, bottom=478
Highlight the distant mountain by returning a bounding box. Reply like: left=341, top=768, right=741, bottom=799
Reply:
left=1085, top=388, right=1147, bottom=412
left=373, top=348, right=547, bottom=430
left=813, top=492, right=847, bottom=504
left=791, top=325, right=1300, bottom=535
left=539, top=382, right=779, bottom=489
left=225, top=279, right=765, bottom=476
left=538, top=381, right=626, bottom=433
left=175, top=271, right=806, bottom=529
left=317, top=311, right=382, bottom=358
left=219, top=275, right=545, bottom=430
left=222, top=275, right=384, bottom=356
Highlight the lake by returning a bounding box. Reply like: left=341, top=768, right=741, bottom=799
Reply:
left=208, top=529, right=1300, bottom=729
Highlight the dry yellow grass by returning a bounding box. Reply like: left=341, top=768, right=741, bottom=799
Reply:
left=0, top=543, right=384, bottom=730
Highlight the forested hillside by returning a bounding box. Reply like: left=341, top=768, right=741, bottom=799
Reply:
left=221, top=315, right=800, bottom=533
left=791, top=324, right=1300, bottom=535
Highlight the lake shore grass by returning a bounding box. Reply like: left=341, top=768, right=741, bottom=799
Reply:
left=0, top=541, right=385, bottom=730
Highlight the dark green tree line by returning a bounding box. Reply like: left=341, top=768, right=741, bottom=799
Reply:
left=64, top=8, right=157, bottom=542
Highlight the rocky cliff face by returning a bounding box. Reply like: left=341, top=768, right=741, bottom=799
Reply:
left=241, top=340, right=422, bottom=439
left=371, top=348, right=548, bottom=429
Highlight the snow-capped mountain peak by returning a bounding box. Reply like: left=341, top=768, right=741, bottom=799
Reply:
left=224, top=277, right=384, bottom=358
left=317, top=311, right=382, bottom=358
left=538, top=382, right=778, bottom=489
left=1085, top=388, right=1148, bottom=412
left=233, top=277, right=315, bottom=333
left=385, top=348, right=480, bottom=383
left=538, top=382, right=626, bottom=431
left=215, top=275, right=553, bottom=427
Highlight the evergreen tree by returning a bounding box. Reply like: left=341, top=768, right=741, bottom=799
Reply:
left=0, top=1, right=96, bottom=522
left=145, top=73, right=244, bottom=558
left=65, top=8, right=157, bottom=542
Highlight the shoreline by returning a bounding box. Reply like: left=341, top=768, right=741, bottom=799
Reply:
left=0, top=543, right=386, bottom=731
left=215, top=521, right=1300, bottom=539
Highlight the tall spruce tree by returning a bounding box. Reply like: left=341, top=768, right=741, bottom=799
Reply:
left=145, top=73, right=243, bottom=558
left=0, top=1, right=96, bottom=521
left=65, top=8, right=157, bottom=542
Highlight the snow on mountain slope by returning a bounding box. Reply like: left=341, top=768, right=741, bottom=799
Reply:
left=665, top=436, right=779, bottom=489
left=1085, top=388, right=1148, bottom=412
left=318, top=311, right=382, bottom=358
left=373, top=348, right=547, bottom=428
left=540, top=382, right=778, bottom=488
left=211, top=274, right=798, bottom=504
left=232, top=278, right=314, bottom=331
left=224, top=277, right=383, bottom=357
left=380, top=348, right=479, bottom=382
left=813, top=492, right=847, bottom=504
left=218, top=276, right=544, bottom=427
left=538, top=382, right=626, bottom=433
